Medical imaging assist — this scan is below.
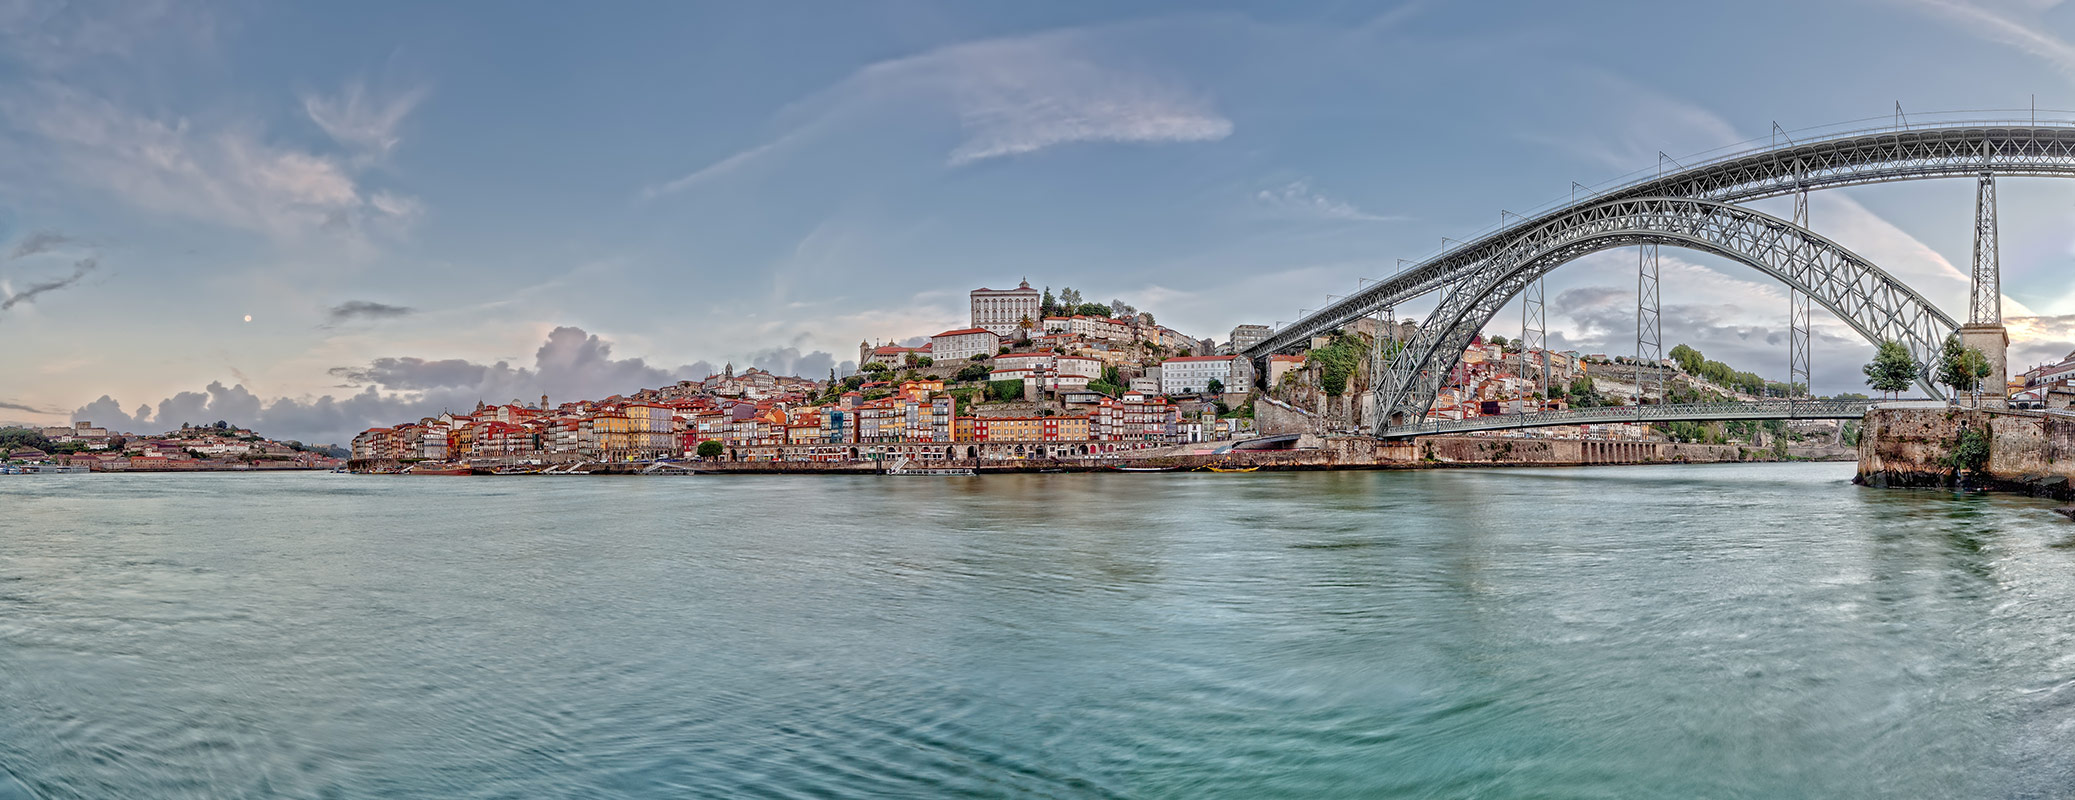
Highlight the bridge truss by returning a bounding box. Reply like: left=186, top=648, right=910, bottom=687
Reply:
left=1236, top=120, right=2075, bottom=436
left=1373, top=198, right=1953, bottom=431
left=1383, top=399, right=1872, bottom=438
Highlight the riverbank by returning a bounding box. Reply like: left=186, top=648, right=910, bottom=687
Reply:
left=1856, top=406, right=2075, bottom=499
left=349, top=435, right=1849, bottom=475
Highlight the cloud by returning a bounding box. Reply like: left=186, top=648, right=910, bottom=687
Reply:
left=303, top=82, right=429, bottom=160
left=1892, top=0, right=2075, bottom=80
left=747, top=346, right=847, bottom=378
left=645, top=25, right=1232, bottom=195
left=1, top=257, right=97, bottom=312
left=4, top=84, right=422, bottom=241
left=0, top=0, right=216, bottom=73
left=325, top=300, right=416, bottom=324
left=642, top=134, right=800, bottom=199
left=1255, top=180, right=1405, bottom=222
left=80, top=326, right=729, bottom=445
left=0, top=399, right=58, bottom=415
left=924, top=35, right=1234, bottom=166
left=8, top=230, right=73, bottom=259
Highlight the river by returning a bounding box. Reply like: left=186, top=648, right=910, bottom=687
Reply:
left=4, top=463, right=2074, bottom=798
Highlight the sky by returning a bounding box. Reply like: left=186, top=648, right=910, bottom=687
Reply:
left=5, top=0, right=2075, bottom=445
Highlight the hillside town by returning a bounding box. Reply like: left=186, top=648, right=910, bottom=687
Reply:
left=351, top=281, right=1263, bottom=469
left=0, top=420, right=347, bottom=473
left=340, top=277, right=1969, bottom=473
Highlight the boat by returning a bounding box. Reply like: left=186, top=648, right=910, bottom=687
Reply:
left=1114, top=465, right=1174, bottom=472
left=1205, top=466, right=1259, bottom=473
left=884, top=456, right=975, bottom=476
left=406, top=464, right=474, bottom=476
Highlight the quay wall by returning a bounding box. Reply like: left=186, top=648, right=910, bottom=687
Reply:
left=349, top=434, right=1838, bottom=475
left=1856, top=407, right=2075, bottom=498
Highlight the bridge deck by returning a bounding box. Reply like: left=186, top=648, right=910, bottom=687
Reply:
left=1380, top=399, right=1875, bottom=438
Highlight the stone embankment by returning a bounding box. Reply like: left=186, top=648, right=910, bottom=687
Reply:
left=351, top=435, right=1839, bottom=476
left=1857, top=407, right=2075, bottom=499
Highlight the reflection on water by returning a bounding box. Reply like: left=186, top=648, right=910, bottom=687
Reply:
left=4, top=463, right=2074, bottom=797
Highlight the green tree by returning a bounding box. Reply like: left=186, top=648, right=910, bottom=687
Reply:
left=1074, top=302, right=1112, bottom=317
left=1568, top=375, right=1598, bottom=407
left=1307, top=333, right=1366, bottom=396
left=916, top=356, right=933, bottom=367
left=954, top=362, right=992, bottom=382
left=1669, top=343, right=1705, bottom=375
left=1862, top=339, right=1918, bottom=398
left=988, top=379, right=1024, bottom=402
left=1935, top=335, right=1991, bottom=396
left=1041, top=287, right=1056, bottom=316
left=697, top=440, right=724, bottom=459
left=860, top=361, right=890, bottom=376
left=1205, top=378, right=1224, bottom=395
left=1488, top=334, right=1508, bottom=348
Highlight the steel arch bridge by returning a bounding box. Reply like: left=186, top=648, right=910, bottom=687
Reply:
left=1236, top=119, right=2075, bottom=435
left=1376, top=197, right=1954, bottom=429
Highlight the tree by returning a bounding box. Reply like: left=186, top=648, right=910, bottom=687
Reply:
left=1139, top=311, right=1155, bottom=328
left=916, top=356, right=933, bottom=367
left=861, top=361, right=890, bottom=375
left=1041, top=287, right=1057, bottom=316
left=955, top=363, right=992, bottom=382
left=1206, top=378, right=1224, bottom=395
left=1862, top=339, right=1918, bottom=398
left=1488, top=334, right=1509, bottom=348
left=1935, top=335, right=1992, bottom=397
left=988, top=379, right=1024, bottom=402
left=697, top=440, right=724, bottom=459
left=1058, top=286, right=1083, bottom=308
left=1074, top=302, right=1112, bottom=318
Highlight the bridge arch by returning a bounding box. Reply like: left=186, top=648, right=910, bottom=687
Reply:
left=1252, top=121, right=2075, bottom=359
left=1377, top=197, right=1957, bottom=430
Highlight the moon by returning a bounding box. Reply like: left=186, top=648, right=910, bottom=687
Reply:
left=243, top=315, right=252, bottom=322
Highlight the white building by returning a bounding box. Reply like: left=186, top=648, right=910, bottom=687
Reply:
left=970, top=280, right=1042, bottom=337
left=1159, top=355, right=1255, bottom=395
left=929, top=327, right=1001, bottom=361
left=1228, top=324, right=1271, bottom=353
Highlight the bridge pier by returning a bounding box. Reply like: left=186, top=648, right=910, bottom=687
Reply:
left=1964, top=172, right=2008, bottom=408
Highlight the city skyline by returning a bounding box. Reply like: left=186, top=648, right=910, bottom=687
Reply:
left=6, top=0, right=2075, bottom=445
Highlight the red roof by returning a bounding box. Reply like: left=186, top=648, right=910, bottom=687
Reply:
left=932, top=327, right=995, bottom=338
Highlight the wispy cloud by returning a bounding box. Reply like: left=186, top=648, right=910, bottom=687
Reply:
left=643, top=25, right=1233, bottom=196
left=303, top=82, right=430, bottom=161
left=5, top=84, right=422, bottom=241
left=1, top=256, right=97, bottom=312
left=8, top=230, right=73, bottom=260
left=326, top=300, right=417, bottom=324
left=642, top=133, right=799, bottom=199
left=926, top=35, right=1233, bottom=166
left=1893, top=0, right=2075, bottom=79
left=0, top=399, right=58, bottom=415
left=1255, top=180, right=1406, bottom=222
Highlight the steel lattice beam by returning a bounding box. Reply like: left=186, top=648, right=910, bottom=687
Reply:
left=1970, top=173, right=2000, bottom=325
left=1384, top=399, right=1873, bottom=438
left=1373, top=197, right=1956, bottom=433
left=1248, top=122, right=2075, bottom=360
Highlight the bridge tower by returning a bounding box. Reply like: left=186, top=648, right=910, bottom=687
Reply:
left=1636, top=243, right=1661, bottom=405
left=1789, top=186, right=1812, bottom=402
left=1521, top=277, right=1546, bottom=407
left=1959, top=171, right=2008, bottom=407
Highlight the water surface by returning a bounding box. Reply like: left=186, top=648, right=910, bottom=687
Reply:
left=4, top=464, right=2074, bottom=798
